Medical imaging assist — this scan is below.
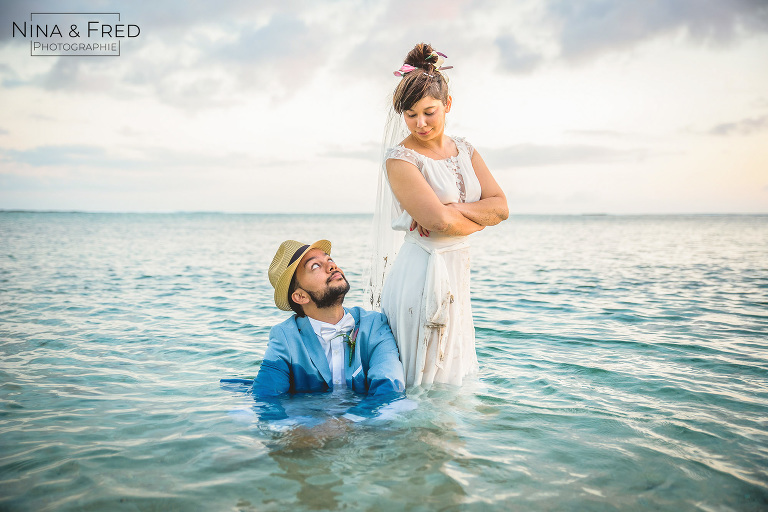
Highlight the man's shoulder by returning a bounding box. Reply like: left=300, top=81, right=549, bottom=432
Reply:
left=347, top=306, right=388, bottom=327
left=269, top=314, right=301, bottom=336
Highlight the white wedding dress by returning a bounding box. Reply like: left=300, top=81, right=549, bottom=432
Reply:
left=380, top=136, right=481, bottom=387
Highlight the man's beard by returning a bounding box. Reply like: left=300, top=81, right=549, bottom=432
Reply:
left=307, top=274, right=350, bottom=309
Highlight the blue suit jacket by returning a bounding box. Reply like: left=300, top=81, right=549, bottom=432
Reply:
left=252, top=307, right=405, bottom=418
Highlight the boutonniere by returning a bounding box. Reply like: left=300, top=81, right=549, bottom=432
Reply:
left=334, top=328, right=359, bottom=367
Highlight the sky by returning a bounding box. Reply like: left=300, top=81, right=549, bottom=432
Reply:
left=0, top=0, right=767, bottom=214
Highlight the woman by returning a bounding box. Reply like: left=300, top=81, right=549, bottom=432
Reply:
left=366, top=43, right=508, bottom=388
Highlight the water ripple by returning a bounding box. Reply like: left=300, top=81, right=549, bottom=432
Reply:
left=1, top=213, right=767, bottom=511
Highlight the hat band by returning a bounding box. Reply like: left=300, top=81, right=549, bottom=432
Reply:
left=288, top=244, right=310, bottom=265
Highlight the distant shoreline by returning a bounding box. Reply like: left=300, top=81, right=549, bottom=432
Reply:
left=1, top=210, right=766, bottom=217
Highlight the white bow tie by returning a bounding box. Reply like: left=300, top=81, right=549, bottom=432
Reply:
left=320, top=313, right=355, bottom=338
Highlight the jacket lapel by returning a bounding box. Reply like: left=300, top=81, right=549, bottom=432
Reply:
left=296, top=315, right=332, bottom=386
left=344, top=308, right=363, bottom=387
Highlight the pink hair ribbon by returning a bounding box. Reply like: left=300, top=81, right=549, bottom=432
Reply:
left=393, top=51, right=453, bottom=77
left=393, top=64, right=416, bottom=77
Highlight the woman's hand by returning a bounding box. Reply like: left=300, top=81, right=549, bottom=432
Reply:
left=410, top=218, right=430, bottom=237
left=410, top=207, right=486, bottom=236
left=386, top=158, right=484, bottom=236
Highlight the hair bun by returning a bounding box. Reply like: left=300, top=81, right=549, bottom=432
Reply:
left=392, top=42, right=451, bottom=113
left=404, top=43, right=437, bottom=72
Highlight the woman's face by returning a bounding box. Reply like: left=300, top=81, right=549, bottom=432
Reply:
left=403, top=95, right=452, bottom=142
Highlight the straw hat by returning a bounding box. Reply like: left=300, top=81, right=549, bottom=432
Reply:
left=268, top=239, right=332, bottom=311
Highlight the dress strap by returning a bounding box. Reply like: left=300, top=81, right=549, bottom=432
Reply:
left=452, top=136, right=475, bottom=159
left=385, top=145, right=424, bottom=171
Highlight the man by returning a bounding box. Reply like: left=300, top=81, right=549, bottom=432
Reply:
left=252, top=239, right=405, bottom=420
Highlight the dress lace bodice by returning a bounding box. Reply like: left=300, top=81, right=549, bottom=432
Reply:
left=384, top=136, right=481, bottom=232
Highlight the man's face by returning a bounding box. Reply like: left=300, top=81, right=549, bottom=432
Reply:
left=293, top=248, right=350, bottom=309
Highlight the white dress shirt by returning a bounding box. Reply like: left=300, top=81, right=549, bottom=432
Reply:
left=307, top=312, right=355, bottom=390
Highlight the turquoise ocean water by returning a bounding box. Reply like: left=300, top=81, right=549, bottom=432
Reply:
left=1, top=212, right=767, bottom=511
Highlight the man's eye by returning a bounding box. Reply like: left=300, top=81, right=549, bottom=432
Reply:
left=311, top=263, right=320, bottom=270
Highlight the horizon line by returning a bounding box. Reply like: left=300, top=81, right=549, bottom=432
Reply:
left=1, top=209, right=767, bottom=217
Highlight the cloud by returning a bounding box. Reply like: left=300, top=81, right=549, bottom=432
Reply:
left=708, top=115, right=768, bottom=136
left=547, top=0, right=768, bottom=62
left=0, top=143, right=316, bottom=172
left=39, top=58, right=91, bottom=91
left=342, top=0, right=488, bottom=78
left=0, top=0, right=275, bottom=41
left=565, top=129, right=632, bottom=139
left=0, top=62, right=25, bottom=89
left=321, top=142, right=380, bottom=162
left=0, top=3, right=35, bottom=43
left=0, top=2, right=339, bottom=108
left=482, top=143, right=647, bottom=168
left=193, top=13, right=336, bottom=98
left=5, top=0, right=765, bottom=109
left=204, top=14, right=324, bottom=67
left=4, top=2, right=763, bottom=122
left=495, top=36, right=543, bottom=73
left=2, top=144, right=216, bottom=169
left=3, top=145, right=111, bottom=167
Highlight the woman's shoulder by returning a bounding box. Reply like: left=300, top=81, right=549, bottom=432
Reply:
left=385, top=145, right=424, bottom=170
left=451, top=136, right=475, bottom=158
